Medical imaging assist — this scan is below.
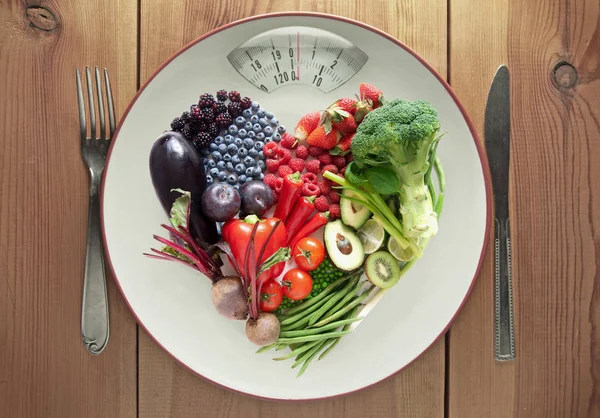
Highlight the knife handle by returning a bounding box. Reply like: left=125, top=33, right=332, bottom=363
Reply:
left=494, top=217, right=515, bottom=361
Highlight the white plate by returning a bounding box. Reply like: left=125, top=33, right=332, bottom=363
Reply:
left=101, top=12, right=491, bottom=400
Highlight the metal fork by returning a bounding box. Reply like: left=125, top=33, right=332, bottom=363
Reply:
left=76, top=67, right=115, bottom=355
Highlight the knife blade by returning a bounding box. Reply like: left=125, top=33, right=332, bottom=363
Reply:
left=485, top=65, right=515, bottom=361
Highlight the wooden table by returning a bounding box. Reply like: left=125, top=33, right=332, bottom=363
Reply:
left=1, top=0, right=599, bottom=417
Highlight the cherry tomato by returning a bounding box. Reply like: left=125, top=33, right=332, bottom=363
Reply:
left=293, top=237, right=325, bottom=271
left=281, top=268, right=313, bottom=300
left=259, top=280, right=283, bottom=312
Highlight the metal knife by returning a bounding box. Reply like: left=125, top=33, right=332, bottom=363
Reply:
left=485, top=65, right=515, bottom=361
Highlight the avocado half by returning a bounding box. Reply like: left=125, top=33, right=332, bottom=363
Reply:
left=324, top=219, right=365, bottom=271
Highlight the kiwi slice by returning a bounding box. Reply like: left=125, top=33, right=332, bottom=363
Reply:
left=365, top=251, right=402, bottom=289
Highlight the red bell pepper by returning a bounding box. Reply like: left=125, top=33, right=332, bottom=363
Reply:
left=285, top=196, right=316, bottom=245
left=273, top=172, right=304, bottom=223
left=222, top=215, right=287, bottom=281
left=289, top=211, right=329, bottom=252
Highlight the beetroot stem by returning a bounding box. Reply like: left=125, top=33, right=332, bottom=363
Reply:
left=143, top=250, right=202, bottom=271
left=161, top=224, right=213, bottom=268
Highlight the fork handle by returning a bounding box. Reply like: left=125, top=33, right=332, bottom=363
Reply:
left=81, top=173, right=110, bottom=355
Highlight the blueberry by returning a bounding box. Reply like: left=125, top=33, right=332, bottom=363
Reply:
left=216, top=161, right=226, bottom=170
left=235, top=116, right=246, bottom=127
left=272, top=133, right=281, bottom=142
left=209, top=167, right=219, bottom=177
left=223, top=154, right=232, bottom=162
left=228, top=125, right=238, bottom=135
left=265, top=111, right=274, bottom=120
left=231, top=155, right=241, bottom=164
left=217, top=171, right=227, bottom=182
left=277, top=125, right=286, bottom=134
left=256, top=132, right=265, bottom=140
left=252, top=166, right=262, bottom=176
left=238, top=147, right=248, bottom=157
left=235, top=163, right=246, bottom=174
left=238, top=128, right=247, bottom=139
left=271, top=117, right=279, bottom=126
left=264, top=126, right=274, bottom=136
left=226, top=162, right=235, bottom=172
left=245, top=176, right=254, bottom=183
left=212, top=151, right=222, bottom=161
left=242, top=109, right=253, bottom=118
left=209, top=143, right=218, bottom=151
left=206, top=175, right=213, bottom=184
left=254, top=141, right=265, bottom=151
left=201, top=147, right=210, bottom=156
left=252, top=101, right=260, bottom=110
left=258, top=150, right=265, bottom=160
left=253, top=123, right=262, bottom=133
left=218, top=143, right=227, bottom=154
left=248, top=148, right=259, bottom=158
left=244, top=156, right=255, bottom=166
left=264, top=136, right=272, bottom=143
left=234, top=137, right=243, bottom=147
left=243, top=138, right=254, bottom=149
left=214, top=136, right=224, bottom=145
left=258, top=118, right=269, bottom=127
left=250, top=115, right=259, bottom=124
left=257, top=160, right=266, bottom=171
left=233, top=184, right=240, bottom=191
left=238, top=174, right=247, bottom=183
left=227, top=174, right=238, bottom=185
left=245, top=167, right=254, bottom=177
left=258, top=173, right=265, bottom=180
left=257, top=109, right=266, bottom=118
left=247, top=131, right=256, bottom=139
left=224, top=134, right=234, bottom=144
left=244, top=121, right=253, bottom=130
left=227, top=143, right=238, bottom=155
left=207, top=159, right=216, bottom=168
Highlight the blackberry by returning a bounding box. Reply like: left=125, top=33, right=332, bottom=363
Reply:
left=180, top=111, right=191, bottom=123
left=181, top=126, right=193, bottom=139
left=193, top=132, right=212, bottom=149
left=190, top=104, right=201, bottom=120
left=228, top=90, right=241, bottom=102
left=213, top=101, right=227, bottom=115
left=200, top=107, right=214, bottom=122
left=227, top=101, right=243, bottom=117
left=207, top=122, right=219, bottom=138
left=215, top=111, right=233, bottom=129
left=216, top=89, right=228, bottom=101
left=189, top=120, right=207, bottom=134
left=170, top=117, right=185, bottom=131
left=198, top=93, right=215, bottom=109
left=240, top=97, right=252, bottom=109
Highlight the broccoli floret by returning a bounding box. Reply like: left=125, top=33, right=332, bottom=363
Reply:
left=351, top=99, right=441, bottom=238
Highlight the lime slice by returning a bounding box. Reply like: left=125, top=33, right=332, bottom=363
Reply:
left=357, top=219, right=385, bottom=254
left=387, top=236, right=415, bottom=262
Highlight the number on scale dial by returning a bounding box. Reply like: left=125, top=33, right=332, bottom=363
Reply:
left=227, top=27, right=368, bottom=93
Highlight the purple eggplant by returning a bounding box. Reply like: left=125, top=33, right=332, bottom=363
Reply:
left=149, top=131, right=218, bottom=246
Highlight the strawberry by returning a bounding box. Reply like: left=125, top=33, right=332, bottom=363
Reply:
left=305, top=159, right=321, bottom=174
left=296, top=145, right=308, bottom=160
left=317, top=153, right=332, bottom=165
left=333, top=156, right=347, bottom=169
left=334, top=97, right=358, bottom=115
left=263, top=142, right=279, bottom=159
left=302, top=183, right=321, bottom=197
left=301, top=172, right=318, bottom=184
left=308, top=146, right=324, bottom=157
left=278, top=165, right=293, bottom=178
left=345, top=153, right=354, bottom=163
left=274, top=178, right=284, bottom=193
left=322, top=164, right=338, bottom=175
left=329, top=204, right=341, bottom=220
left=340, top=166, right=347, bottom=175
left=280, top=132, right=298, bottom=149
left=289, top=158, right=305, bottom=172
left=277, top=148, right=291, bottom=164
left=317, top=180, right=331, bottom=195
left=333, top=115, right=357, bottom=134
left=359, top=83, right=383, bottom=108
left=306, top=126, right=340, bottom=150
left=328, top=191, right=341, bottom=204
left=266, top=159, right=280, bottom=173
left=320, top=102, right=355, bottom=135
left=353, top=100, right=373, bottom=123
left=314, top=195, right=330, bottom=212
left=330, top=133, right=354, bottom=156
left=263, top=173, right=278, bottom=188
left=294, top=111, right=321, bottom=141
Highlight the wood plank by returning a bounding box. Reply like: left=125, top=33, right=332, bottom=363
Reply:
left=0, top=1, right=138, bottom=417
left=138, top=1, right=447, bottom=417
left=448, top=0, right=600, bottom=416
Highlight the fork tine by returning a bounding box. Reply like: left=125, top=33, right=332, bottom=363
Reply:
left=95, top=67, right=106, bottom=140
left=76, top=69, right=87, bottom=140
left=85, top=67, right=96, bottom=139
left=104, top=68, right=116, bottom=137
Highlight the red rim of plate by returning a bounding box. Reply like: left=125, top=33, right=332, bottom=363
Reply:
left=100, top=11, right=492, bottom=402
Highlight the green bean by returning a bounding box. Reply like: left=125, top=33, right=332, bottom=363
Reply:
left=279, top=316, right=363, bottom=338
left=322, top=285, right=359, bottom=320
left=256, top=343, right=278, bottom=354
left=280, top=314, right=311, bottom=332
left=279, top=292, right=337, bottom=326
left=276, top=343, right=288, bottom=351
left=297, top=340, right=330, bottom=377
left=291, top=339, right=327, bottom=369
left=318, top=307, right=359, bottom=361
left=307, top=275, right=359, bottom=326
left=272, top=340, right=321, bottom=361
left=311, top=286, right=374, bottom=328
left=276, top=330, right=353, bottom=345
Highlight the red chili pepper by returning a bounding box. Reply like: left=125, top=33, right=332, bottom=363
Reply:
left=289, top=211, right=330, bottom=251
left=273, top=172, right=304, bottom=223
left=285, top=196, right=316, bottom=245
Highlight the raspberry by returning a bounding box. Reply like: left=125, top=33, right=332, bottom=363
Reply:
left=328, top=191, right=341, bottom=204
left=329, top=204, right=341, bottom=220
left=301, top=172, right=318, bottom=184
left=277, top=148, right=291, bottom=164
left=340, top=166, right=347, bottom=175
left=274, top=178, right=284, bottom=193
left=302, top=183, right=321, bottom=197
left=317, top=180, right=331, bottom=195
left=240, top=97, right=252, bottom=109
left=305, top=159, right=321, bottom=174
left=346, top=153, right=354, bottom=163
left=314, top=196, right=329, bottom=212
left=280, top=133, right=298, bottom=149
left=308, top=146, right=324, bottom=157
left=266, top=159, right=280, bottom=173
left=333, top=156, right=347, bottom=169
left=278, top=165, right=293, bottom=178
left=263, top=142, right=279, bottom=158
left=263, top=173, right=278, bottom=188
left=289, top=158, right=305, bottom=172
left=317, top=153, right=332, bottom=165
left=296, top=145, right=309, bottom=160
left=321, top=164, right=338, bottom=175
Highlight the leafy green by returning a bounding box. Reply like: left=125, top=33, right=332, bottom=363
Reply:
left=364, top=166, right=399, bottom=195
left=169, top=188, right=191, bottom=229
